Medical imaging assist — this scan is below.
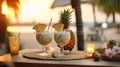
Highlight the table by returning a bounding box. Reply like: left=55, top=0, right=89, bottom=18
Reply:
left=12, top=49, right=120, bottom=67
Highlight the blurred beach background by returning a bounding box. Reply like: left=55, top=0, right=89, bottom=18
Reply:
left=4, top=0, right=120, bottom=51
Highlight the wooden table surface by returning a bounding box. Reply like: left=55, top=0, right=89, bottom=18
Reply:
left=12, top=49, right=120, bottom=67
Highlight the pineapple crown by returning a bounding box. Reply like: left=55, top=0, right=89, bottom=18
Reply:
left=59, top=9, right=73, bottom=29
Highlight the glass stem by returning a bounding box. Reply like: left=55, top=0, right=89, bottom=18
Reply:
left=60, top=47, right=63, bottom=53
left=43, top=46, right=45, bottom=53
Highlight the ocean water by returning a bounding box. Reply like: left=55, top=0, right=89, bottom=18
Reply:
left=7, top=23, right=94, bottom=33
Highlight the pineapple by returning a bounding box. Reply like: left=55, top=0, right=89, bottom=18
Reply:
left=59, top=9, right=75, bottom=52
left=52, top=23, right=64, bottom=32
left=59, top=9, right=73, bottom=29
left=33, top=23, right=47, bottom=32
left=64, top=30, right=75, bottom=51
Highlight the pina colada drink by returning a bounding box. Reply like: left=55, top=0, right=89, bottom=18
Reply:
left=36, top=31, right=53, bottom=56
left=54, top=31, right=70, bottom=47
left=36, top=31, right=53, bottom=46
left=33, top=23, right=54, bottom=56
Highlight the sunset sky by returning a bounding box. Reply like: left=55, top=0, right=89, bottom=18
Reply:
left=5, top=0, right=120, bottom=33
left=5, top=0, right=120, bottom=24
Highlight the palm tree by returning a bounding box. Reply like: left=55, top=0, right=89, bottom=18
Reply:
left=0, top=0, right=20, bottom=44
left=96, top=0, right=120, bottom=23
left=71, top=0, right=84, bottom=50
left=92, top=3, right=97, bottom=27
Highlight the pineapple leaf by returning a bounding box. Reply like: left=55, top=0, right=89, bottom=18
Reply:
left=59, top=9, right=73, bottom=29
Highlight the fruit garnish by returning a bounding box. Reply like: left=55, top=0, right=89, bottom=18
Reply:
left=92, top=52, right=101, bottom=61
left=32, top=23, right=47, bottom=32
left=52, top=23, right=64, bottom=31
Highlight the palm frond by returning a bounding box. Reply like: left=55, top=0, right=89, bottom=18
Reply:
left=96, top=0, right=120, bottom=17
left=6, top=0, right=20, bottom=17
left=0, top=0, right=4, bottom=13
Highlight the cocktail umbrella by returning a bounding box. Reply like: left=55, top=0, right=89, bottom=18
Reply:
left=51, top=0, right=96, bottom=50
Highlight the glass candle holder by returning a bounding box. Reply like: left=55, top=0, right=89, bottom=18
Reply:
left=86, top=44, right=95, bottom=56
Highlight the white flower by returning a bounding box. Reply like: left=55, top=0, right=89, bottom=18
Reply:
left=112, top=46, right=120, bottom=54
left=105, top=48, right=114, bottom=58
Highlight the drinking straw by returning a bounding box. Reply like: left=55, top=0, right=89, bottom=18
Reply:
left=15, top=33, right=20, bottom=41
left=47, top=18, right=52, bottom=31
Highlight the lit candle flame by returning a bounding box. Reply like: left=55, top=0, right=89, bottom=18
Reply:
left=87, top=44, right=95, bottom=54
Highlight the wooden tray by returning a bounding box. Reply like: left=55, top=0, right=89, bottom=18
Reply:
left=22, top=51, right=91, bottom=61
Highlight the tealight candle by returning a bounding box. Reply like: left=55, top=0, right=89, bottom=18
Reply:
left=87, top=44, right=95, bottom=56
left=47, top=47, right=56, bottom=54
left=50, top=47, right=56, bottom=53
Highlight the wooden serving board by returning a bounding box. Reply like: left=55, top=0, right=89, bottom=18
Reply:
left=22, top=51, right=91, bottom=61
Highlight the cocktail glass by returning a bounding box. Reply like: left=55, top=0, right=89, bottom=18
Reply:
left=54, top=31, right=70, bottom=56
left=36, top=31, right=53, bottom=56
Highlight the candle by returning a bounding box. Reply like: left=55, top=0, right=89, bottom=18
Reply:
left=46, top=47, right=56, bottom=54
left=50, top=47, right=56, bottom=53
left=87, top=44, right=95, bottom=54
